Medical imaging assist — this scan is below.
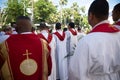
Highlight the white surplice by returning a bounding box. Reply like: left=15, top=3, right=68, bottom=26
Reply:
left=69, top=21, right=120, bottom=80
left=0, top=35, right=10, bottom=43
left=65, top=29, right=78, bottom=64
left=40, top=30, right=56, bottom=80
left=53, top=30, right=68, bottom=80
left=77, top=32, right=86, bottom=41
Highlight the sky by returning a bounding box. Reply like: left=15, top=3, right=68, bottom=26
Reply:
left=53, top=0, right=120, bottom=14
left=0, top=0, right=120, bottom=12
left=0, top=0, right=120, bottom=23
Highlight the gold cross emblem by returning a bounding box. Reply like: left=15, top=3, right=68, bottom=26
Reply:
left=23, top=50, right=32, bottom=59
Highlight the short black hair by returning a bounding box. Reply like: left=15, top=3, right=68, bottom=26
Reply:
left=55, top=22, right=61, bottom=30
left=38, top=22, right=48, bottom=29
left=16, top=16, right=31, bottom=21
left=113, top=3, right=120, bottom=12
left=69, top=22, right=75, bottom=28
left=11, top=22, right=16, bottom=27
left=88, top=0, right=109, bottom=20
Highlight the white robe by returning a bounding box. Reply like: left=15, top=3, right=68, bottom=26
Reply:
left=69, top=31, right=120, bottom=80
left=40, top=30, right=56, bottom=80
left=0, top=35, right=9, bottom=43
left=65, top=29, right=78, bottom=64
left=53, top=30, right=68, bottom=80
left=77, top=32, right=86, bottom=41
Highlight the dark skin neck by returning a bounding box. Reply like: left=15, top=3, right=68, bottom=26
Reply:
left=16, top=20, right=32, bottom=34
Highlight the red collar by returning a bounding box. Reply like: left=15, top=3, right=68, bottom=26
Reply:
left=69, top=29, right=77, bottom=35
left=38, top=33, right=52, bottom=43
left=90, top=23, right=119, bottom=33
left=115, top=21, right=120, bottom=26
left=54, top=32, right=65, bottom=41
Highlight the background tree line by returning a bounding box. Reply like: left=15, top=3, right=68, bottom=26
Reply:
left=0, top=0, right=91, bottom=30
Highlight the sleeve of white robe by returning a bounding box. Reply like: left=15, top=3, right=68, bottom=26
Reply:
left=69, top=39, right=89, bottom=80
left=65, top=31, right=71, bottom=54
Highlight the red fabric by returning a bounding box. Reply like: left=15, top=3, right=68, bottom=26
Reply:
left=38, top=33, right=52, bottom=44
left=115, top=21, right=120, bottom=26
left=6, top=34, right=51, bottom=80
left=69, top=29, right=77, bottom=35
left=90, top=23, right=119, bottom=33
left=54, top=32, right=65, bottom=41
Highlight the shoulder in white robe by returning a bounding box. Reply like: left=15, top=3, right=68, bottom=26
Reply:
left=69, top=32, right=120, bottom=80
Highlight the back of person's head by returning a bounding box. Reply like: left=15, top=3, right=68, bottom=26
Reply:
left=63, top=28, right=67, bottom=32
left=37, top=22, right=48, bottom=30
left=68, top=22, right=75, bottom=28
left=77, top=27, right=81, bottom=31
left=112, top=3, right=120, bottom=21
left=4, top=26, right=12, bottom=34
left=11, top=22, right=16, bottom=28
left=55, top=22, right=61, bottom=30
left=88, top=0, right=109, bottom=20
left=16, top=16, right=32, bottom=34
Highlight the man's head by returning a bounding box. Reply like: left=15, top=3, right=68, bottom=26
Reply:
left=88, top=0, right=109, bottom=27
left=112, top=3, right=120, bottom=22
left=11, top=22, right=16, bottom=28
left=4, top=26, right=12, bottom=34
left=38, top=22, right=49, bottom=31
left=55, top=22, right=61, bottom=30
left=16, top=16, right=32, bottom=34
left=68, top=22, right=75, bottom=29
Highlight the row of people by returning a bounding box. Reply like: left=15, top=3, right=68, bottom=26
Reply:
left=0, top=0, right=120, bottom=80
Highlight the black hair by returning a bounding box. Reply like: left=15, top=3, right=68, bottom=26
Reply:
left=63, top=28, right=67, bottom=32
left=11, top=22, right=16, bottom=27
left=16, top=16, right=31, bottom=21
left=69, top=22, right=75, bottom=28
left=88, top=0, right=109, bottom=20
left=55, top=22, right=61, bottom=30
left=114, top=3, right=120, bottom=12
left=77, top=27, right=81, bottom=31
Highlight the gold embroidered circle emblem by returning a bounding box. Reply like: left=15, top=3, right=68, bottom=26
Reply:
left=20, top=59, right=38, bottom=76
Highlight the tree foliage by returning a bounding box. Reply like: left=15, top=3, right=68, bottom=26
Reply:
left=5, top=0, right=25, bottom=24
left=34, top=0, right=57, bottom=23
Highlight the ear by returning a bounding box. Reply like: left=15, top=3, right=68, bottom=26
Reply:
left=89, top=12, right=94, bottom=20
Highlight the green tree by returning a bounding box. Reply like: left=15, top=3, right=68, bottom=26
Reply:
left=5, top=0, right=29, bottom=24
left=34, top=0, right=57, bottom=23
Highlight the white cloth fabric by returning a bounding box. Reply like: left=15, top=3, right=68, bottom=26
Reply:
left=69, top=22, right=120, bottom=80
left=114, top=19, right=120, bottom=30
left=65, top=28, right=78, bottom=64
left=12, top=28, right=17, bottom=34
left=77, top=32, right=86, bottom=41
left=0, top=31, right=5, bottom=36
left=53, top=30, right=68, bottom=80
left=40, top=30, right=57, bottom=80
left=0, top=35, right=9, bottom=43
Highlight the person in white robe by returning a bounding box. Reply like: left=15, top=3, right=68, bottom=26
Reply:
left=53, top=22, right=68, bottom=80
left=0, top=35, right=9, bottom=43
left=37, top=22, right=56, bottom=80
left=65, top=22, right=78, bottom=65
left=11, top=22, right=17, bottom=34
left=69, top=0, right=120, bottom=80
left=112, top=3, right=120, bottom=29
left=77, top=27, right=86, bottom=41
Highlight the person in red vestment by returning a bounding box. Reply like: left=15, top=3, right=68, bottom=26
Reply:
left=0, top=16, right=52, bottom=80
left=112, top=3, right=120, bottom=29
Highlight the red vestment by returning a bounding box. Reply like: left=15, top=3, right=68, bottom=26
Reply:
left=0, top=34, right=52, bottom=80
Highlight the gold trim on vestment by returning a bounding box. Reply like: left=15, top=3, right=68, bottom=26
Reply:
left=41, top=39, right=49, bottom=80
